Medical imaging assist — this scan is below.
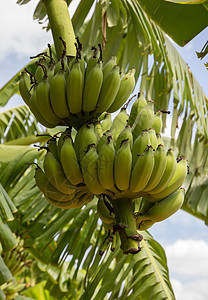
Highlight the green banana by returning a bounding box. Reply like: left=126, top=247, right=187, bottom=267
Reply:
left=107, top=68, right=136, bottom=113
left=148, top=157, right=188, bottom=200
left=143, top=144, right=167, bottom=193
left=96, top=65, right=121, bottom=113
left=35, top=62, right=44, bottom=85
left=77, top=192, right=94, bottom=207
left=66, top=61, right=83, bottom=114
left=131, top=129, right=151, bottom=168
left=82, top=61, right=103, bottom=112
left=94, top=120, right=103, bottom=140
left=59, top=135, right=84, bottom=186
left=132, top=100, right=155, bottom=140
left=97, top=130, right=112, bottom=153
left=98, top=136, right=115, bottom=190
left=45, top=192, right=83, bottom=209
left=101, top=113, right=112, bottom=132
left=97, top=196, right=115, bottom=224
left=43, top=150, right=76, bottom=194
left=19, top=71, right=31, bottom=105
left=74, top=122, right=97, bottom=163
left=148, top=128, right=158, bottom=150
left=148, top=148, right=177, bottom=198
left=47, top=137, right=59, bottom=162
left=156, top=133, right=163, bottom=146
left=29, top=86, right=56, bottom=128
left=102, top=56, right=117, bottom=79
left=130, top=146, right=155, bottom=193
left=85, top=47, right=99, bottom=79
left=147, top=148, right=177, bottom=196
left=128, top=92, right=147, bottom=127
left=110, top=107, right=129, bottom=141
left=137, top=189, right=185, bottom=225
left=49, top=69, right=70, bottom=119
left=57, top=128, right=71, bottom=159
left=34, top=166, right=77, bottom=201
left=114, top=139, right=132, bottom=191
left=81, top=143, right=105, bottom=195
left=36, top=77, right=61, bottom=125
left=115, top=125, right=133, bottom=152
left=152, top=111, right=163, bottom=134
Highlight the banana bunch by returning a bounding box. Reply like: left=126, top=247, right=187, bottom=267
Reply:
left=1, top=237, right=31, bottom=277
left=34, top=131, right=95, bottom=209
left=19, top=39, right=136, bottom=130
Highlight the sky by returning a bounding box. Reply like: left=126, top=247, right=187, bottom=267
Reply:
left=1, top=1, right=208, bottom=299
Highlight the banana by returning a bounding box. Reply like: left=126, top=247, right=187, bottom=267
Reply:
left=102, top=56, right=117, bottom=79
left=85, top=47, right=99, bottom=79
left=147, top=148, right=177, bottom=196
left=94, top=120, right=103, bottom=140
left=114, top=139, right=132, bottom=191
left=130, top=146, right=155, bottom=193
left=156, top=133, right=163, bottom=146
left=132, top=100, right=155, bottom=140
left=34, top=166, right=77, bottom=201
left=137, top=189, right=185, bottom=225
left=49, top=69, right=70, bottom=119
left=66, top=61, right=83, bottom=114
left=128, top=92, right=147, bottom=127
left=152, top=111, right=162, bottom=134
left=36, top=77, right=61, bottom=125
left=59, top=135, right=84, bottom=186
left=97, top=196, right=115, bottom=224
left=107, top=68, right=136, bottom=113
left=47, top=137, right=59, bottom=162
left=82, top=61, right=103, bottom=112
left=43, top=149, right=77, bottom=194
left=97, top=130, right=112, bottom=153
left=77, top=192, right=94, bottom=207
left=148, top=128, right=158, bottom=150
left=101, top=113, right=112, bottom=132
left=35, top=62, right=44, bottom=85
left=110, top=107, right=129, bottom=141
left=29, top=86, right=56, bottom=128
left=81, top=143, right=105, bottom=195
left=45, top=193, right=82, bottom=209
left=74, top=122, right=97, bottom=163
left=148, top=157, right=188, bottom=200
left=115, top=125, right=133, bottom=152
left=143, top=144, right=167, bottom=193
left=96, top=65, right=121, bottom=113
left=98, top=136, right=115, bottom=190
left=57, top=128, right=72, bottom=159
left=131, top=129, right=151, bottom=168
left=19, top=71, right=32, bottom=106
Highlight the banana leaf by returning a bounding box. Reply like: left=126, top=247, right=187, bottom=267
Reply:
left=137, top=0, right=208, bottom=46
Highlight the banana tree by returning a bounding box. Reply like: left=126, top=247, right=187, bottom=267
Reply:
left=0, top=0, right=207, bottom=299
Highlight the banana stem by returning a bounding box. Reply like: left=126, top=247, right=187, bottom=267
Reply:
left=43, top=0, right=76, bottom=60
left=110, top=198, right=143, bottom=254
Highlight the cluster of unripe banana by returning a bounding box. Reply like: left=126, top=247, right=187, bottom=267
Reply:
left=18, top=38, right=188, bottom=255
left=19, top=39, right=135, bottom=130
left=33, top=92, right=188, bottom=254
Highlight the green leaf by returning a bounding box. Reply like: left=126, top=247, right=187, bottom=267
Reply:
left=137, top=0, right=208, bottom=46
left=0, top=256, right=12, bottom=285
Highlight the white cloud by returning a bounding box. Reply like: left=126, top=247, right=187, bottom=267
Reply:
left=165, top=239, right=208, bottom=278
left=172, top=279, right=208, bottom=300
left=0, top=1, right=52, bottom=60
left=164, top=239, right=208, bottom=300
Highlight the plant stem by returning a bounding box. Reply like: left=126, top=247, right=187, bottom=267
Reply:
left=43, top=0, right=76, bottom=60
left=111, top=198, right=143, bottom=254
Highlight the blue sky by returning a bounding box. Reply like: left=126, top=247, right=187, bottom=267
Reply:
left=1, top=1, right=208, bottom=299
